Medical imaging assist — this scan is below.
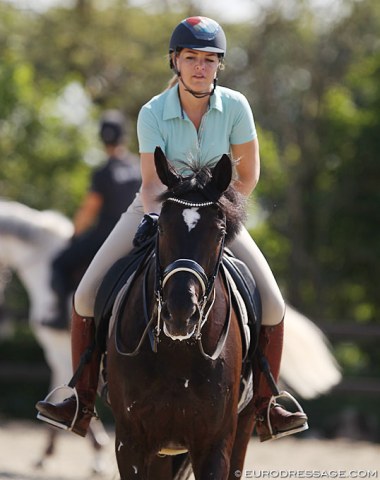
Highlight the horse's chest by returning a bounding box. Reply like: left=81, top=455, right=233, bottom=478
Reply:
left=128, top=380, right=229, bottom=434
left=131, top=360, right=231, bottom=421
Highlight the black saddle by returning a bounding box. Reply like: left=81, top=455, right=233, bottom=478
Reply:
left=94, top=239, right=261, bottom=357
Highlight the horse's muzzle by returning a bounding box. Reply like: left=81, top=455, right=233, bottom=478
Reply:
left=163, top=322, right=196, bottom=341
left=161, top=301, right=200, bottom=341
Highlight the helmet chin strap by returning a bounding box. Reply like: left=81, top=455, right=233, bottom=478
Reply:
left=172, top=61, right=217, bottom=99
left=178, top=75, right=217, bottom=98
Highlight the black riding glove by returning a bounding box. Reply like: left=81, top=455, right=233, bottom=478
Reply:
left=133, top=213, right=159, bottom=247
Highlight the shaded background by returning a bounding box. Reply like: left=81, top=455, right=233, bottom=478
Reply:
left=0, top=0, right=379, bottom=444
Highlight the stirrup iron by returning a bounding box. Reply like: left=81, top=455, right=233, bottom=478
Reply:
left=265, top=391, right=309, bottom=441
left=36, top=385, right=80, bottom=432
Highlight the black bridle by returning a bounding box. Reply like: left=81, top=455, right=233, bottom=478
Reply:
left=153, top=196, right=231, bottom=359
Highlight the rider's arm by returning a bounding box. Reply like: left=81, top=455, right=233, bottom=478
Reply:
left=231, top=138, right=260, bottom=198
left=73, top=191, right=103, bottom=235
left=140, top=152, right=166, bottom=214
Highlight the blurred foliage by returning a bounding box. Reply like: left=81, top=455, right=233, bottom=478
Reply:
left=1, top=0, right=380, bottom=423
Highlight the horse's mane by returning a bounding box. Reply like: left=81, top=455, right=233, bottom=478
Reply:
left=0, top=199, right=74, bottom=244
left=158, top=165, right=247, bottom=243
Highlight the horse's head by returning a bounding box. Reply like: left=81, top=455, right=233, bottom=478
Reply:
left=154, top=147, right=246, bottom=341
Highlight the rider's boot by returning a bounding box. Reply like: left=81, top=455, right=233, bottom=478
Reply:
left=35, top=307, right=101, bottom=437
left=253, top=319, right=308, bottom=442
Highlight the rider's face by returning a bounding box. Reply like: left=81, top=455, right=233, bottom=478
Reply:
left=176, top=49, right=220, bottom=92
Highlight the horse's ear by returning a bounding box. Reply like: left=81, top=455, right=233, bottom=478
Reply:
left=154, top=147, right=180, bottom=188
left=210, top=154, right=232, bottom=193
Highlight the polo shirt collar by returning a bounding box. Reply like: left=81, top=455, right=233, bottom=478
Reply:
left=163, top=84, right=182, bottom=120
left=210, top=86, right=223, bottom=112
left=163, top=84, right=224, bottom=121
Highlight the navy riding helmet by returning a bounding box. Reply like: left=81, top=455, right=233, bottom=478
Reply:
left=169, top=16, right=227, bottom=56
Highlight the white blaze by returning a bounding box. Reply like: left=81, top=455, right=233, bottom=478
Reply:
left=182, top=207, right=200, bottom=232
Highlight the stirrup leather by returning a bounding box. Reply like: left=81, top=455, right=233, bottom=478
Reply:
left=36, top=385, right=98, bottom=431
left=263, top=391, right=309, bottom=440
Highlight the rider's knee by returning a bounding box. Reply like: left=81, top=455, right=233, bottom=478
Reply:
left=261, top=292, right=285, bottom=326
left=73, top=289, right=94, bottom=318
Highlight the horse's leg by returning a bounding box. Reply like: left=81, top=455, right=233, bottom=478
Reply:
left=88, top=418, right=110, bottom=450
left=34, top=428, right=58, bottom=469
left=147, top=455, right=175, bottom=479
left=229, top=400, right=256, bottom=479
left=190, top=434, right=236, bottom=480
left=116, top=450, right=174, bottom=480
left=87, top=419, right=111, bottom=474
left=114, top=425, right=174, bottom=480
left=114, top=424, right=147, bottom=480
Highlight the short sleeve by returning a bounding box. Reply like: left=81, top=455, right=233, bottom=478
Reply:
left=137, top=105, right=165, bottom=154
left=89, top=167, right=106, bottom=195
left=229, top=93, right=257, bottom=145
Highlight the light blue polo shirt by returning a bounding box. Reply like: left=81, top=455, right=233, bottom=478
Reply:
left=137, top=84, right=257, bottom=175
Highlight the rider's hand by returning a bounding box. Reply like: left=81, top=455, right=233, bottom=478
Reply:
left=133, top=213, right=159, bottom=247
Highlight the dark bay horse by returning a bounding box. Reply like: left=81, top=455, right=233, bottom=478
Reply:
left=106, top=149, right=257, bottom=479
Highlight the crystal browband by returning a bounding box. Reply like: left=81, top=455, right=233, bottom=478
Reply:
left=165, top=197, right=215, bottom=208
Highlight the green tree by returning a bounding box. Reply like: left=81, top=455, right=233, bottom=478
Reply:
left=221, top=0, right=380, bottom=323
left=0, top=3, right=89, bottom=214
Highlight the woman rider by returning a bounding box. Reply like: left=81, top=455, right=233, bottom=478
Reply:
left=36, top=16, right=308, bottom=442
